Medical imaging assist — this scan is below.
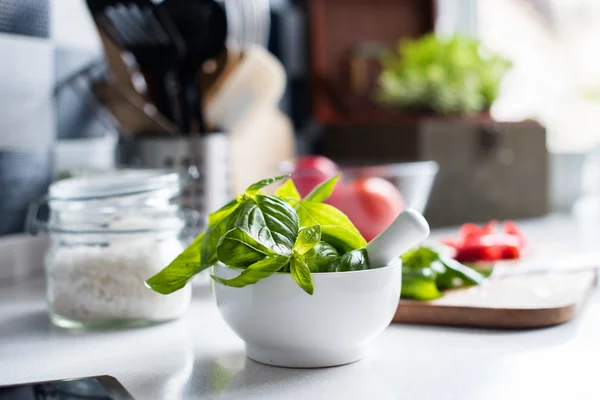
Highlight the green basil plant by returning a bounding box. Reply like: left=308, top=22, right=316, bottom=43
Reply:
left=146, top=174, right=368, bottom=296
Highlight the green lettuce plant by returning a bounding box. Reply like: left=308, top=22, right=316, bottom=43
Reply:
left=377, top=33, right=512, bottom=114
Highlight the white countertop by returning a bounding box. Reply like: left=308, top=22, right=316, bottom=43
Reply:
left=1, top=215, right=599, bottom=400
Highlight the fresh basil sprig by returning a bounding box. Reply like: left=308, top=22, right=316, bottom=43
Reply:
left=147, top=175, right=289, bottom=294
left=288, top=225, right=323, bottom=294
left=147, top=174, right=371, bottom=296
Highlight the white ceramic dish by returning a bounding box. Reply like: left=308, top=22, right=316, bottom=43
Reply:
left=212, top=262, right=402, bottom=368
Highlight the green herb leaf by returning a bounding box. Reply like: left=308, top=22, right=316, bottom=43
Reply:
left=216, top=228, right=275, bottom=267
left=245, top=175, right=289, bottom=196
left=401, top=247, right=440, bottom=269
left=208, top=199, right=240, bottom=226
left=321, top=225, right=367, bottom=254
left=331, top=248, right=370, bottom=272
left=436, top=256, right=486, bottom=290
left=228, top=194, right=299, bottom=256
left=211, top=255, right=289, bottom=288
left=201, top=199, right=243, bottom=268
left=275, top=179, right=301, bottom=200
left=304, top=175, right=340, bottom=203
left=201, top=218, right=231, bottom=268
left=290, top=256, right=314, bottom=295
left=304, top=242, right=340, bottom=272
left=295, top=201, right=366, bottom=251
left=146, top=232, right=206, bottom=294
left=293, top=225, right=322, bottom=255
left=401, top=267, right=443, bottom=300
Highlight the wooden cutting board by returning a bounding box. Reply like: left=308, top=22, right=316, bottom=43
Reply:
left=393, top=270, right=598, bottom=329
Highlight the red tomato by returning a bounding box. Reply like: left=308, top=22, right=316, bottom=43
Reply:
left=332, top=177, right=404, bottom=241
left=294, top=156, right=340, bottom=177
left=291, top=156, right=341, bottom=198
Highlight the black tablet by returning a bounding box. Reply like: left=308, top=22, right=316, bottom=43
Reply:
left=0, top=375, right=134, bottom=400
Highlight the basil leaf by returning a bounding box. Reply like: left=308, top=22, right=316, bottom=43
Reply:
left=304, top=241, right=340, bottom=272
left=216, top=228, right=275, bottom=267
left=146, top=232, right=206, bottom=294
left=208, top=198, right=240, bottom=226
left=275, top=179, right=301, bottom=200
left=293, top=225, right=322, bottom=255
left=211, top=255, right=289, bottom=288
left=245, top=175, right=289, bottom=195
left=321, top=225, right=367, bottom=254
left=201, top=199, right=244, bottom=268
left=295, top=201, right=366, bottom=251
left=290, top=256, right=314, bottom=295
left=201, top=218, right=230, bottom=268
left=332, top=248, right=370, bottom=272
left=228, top=195, right=299, bottom=256
left=304, top=174, right=340, bottom=203
left=401, top=267, right=442, bottom=300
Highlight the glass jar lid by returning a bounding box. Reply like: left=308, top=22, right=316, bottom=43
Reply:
left=48, top=169, right=183, bottom=201
left=29, top=169, right=193, bottom=235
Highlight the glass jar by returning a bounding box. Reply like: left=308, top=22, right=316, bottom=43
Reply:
left=28, top=169, right=200, bottom=329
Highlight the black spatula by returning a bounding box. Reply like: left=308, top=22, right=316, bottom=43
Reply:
left=86, top=0, right=186, bottom=126
left=160, top=0, right=228, bottom=134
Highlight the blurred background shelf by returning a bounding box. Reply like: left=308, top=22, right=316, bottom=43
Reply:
left=1, top=0, right=600, bottom=234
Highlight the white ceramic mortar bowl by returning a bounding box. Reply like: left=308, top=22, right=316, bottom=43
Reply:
left=212, top=261, right=401, bottom=368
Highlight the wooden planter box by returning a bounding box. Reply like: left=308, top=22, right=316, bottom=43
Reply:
left=321, top=117, right=549, bottom=227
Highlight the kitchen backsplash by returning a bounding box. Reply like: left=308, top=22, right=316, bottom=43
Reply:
left=0, top=0, right=103, bottom=235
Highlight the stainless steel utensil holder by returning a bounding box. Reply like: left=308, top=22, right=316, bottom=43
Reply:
left=120, top=133, right=231, bottom=218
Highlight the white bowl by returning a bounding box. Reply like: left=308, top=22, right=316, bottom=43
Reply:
left=212, top=262, right=402, bottom=368
left=341, top=161, right=439, bottom=214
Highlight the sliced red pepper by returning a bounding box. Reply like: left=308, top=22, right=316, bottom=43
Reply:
left=444, top=220, right=525, bottom=263
left=453, top=242, right=520, bottom=263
